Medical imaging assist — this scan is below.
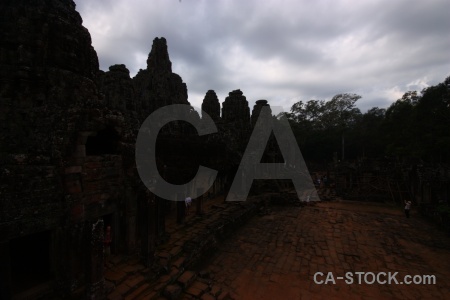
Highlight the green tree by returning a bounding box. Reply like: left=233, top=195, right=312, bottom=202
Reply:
left=382, top=91, right=417, bottom=157
left=413, top=79, right=450, bottom=162
left=287, top=93, right=362, bottom=162
left=353, top=107, right=386, bottom=158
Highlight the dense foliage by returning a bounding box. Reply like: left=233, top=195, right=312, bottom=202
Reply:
left=283, top=76, right=450, bottom=163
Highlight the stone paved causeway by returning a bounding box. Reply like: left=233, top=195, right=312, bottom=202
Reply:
left=201, top=201, right=450, bottom=300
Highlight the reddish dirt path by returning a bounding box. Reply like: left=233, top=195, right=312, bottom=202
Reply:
left=201, top=201, right=450, bottom=299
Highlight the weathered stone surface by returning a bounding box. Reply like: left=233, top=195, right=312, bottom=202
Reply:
left=97, top=64, right=136, bottom=111
left=0, top=1, right=144, bottom=299
left=0, top=0, right=101, bottom=157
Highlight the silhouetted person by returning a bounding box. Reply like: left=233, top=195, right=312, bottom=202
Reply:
left=404, top=200, right=412, bottom=218
left=185, top=197, right=192, bottom=215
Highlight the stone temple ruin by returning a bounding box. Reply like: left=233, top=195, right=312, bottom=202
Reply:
left=0, top=1, right=316, bottom=299
left=4, top=1, right=450, bottom=300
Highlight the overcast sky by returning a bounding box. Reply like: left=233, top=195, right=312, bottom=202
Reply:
left=74, top=0, right=450, bottom=114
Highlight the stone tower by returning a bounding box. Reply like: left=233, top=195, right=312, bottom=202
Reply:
left=146, top=37, right=172, bottom=73
left=133, top=37, right=189, bottom=120
left=201, top=90, right=220, bottom=121
left=251, top=99, right=272, bottom=127
left=221, top=89, right=250, bottom=126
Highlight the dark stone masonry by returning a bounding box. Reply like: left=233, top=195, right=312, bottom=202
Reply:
left=201, top=90, right=220, bottom=122
left=3, top=1, right=448, bottom=300
left=0, top=1, right=286, bottom=299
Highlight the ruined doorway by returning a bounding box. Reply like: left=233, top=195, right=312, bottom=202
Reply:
left=85, top=126, right=119, bottom=156
left=9, top=230, right=53, bottom=296
left=102, top=213, right=116, bottom=255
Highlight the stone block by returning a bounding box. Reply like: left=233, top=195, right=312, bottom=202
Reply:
left=201, top=293, right=216, bottom=300
left=171, top=256, right=185, bottom=269
left=177, top=270, right=196, bottom=288
left=140, top=290, right=159, bottom=300
left=85, top=193, right=103, bottom=204
left=125, top=274, right=145, bottom=288
left=77, top=131, right=96, bottom=145
left=157, top=251, right=172, bottom=260
left=105, top=270, right=127, bottom=285
left=115, top=282, right=131, bottom=296
left=71, top=204, right=84, bottom=219
left=123, top=264, right=144, bottom=275
left=64, top=166, right=82, bottom=174
left=185, top=286, right=203, bottom=298
left=209, top=285, right=222, bottom=297
left=64, top=179, right=82, bottom=194
left=124, top=283, right=150, bottom=300
left=217, top=288, right=230, bottom=300
left=169, top=267, right=181, bottom=279
left=162, top=284, right=182, bottom=300
left=107, top=291, right=123, bottom=300
left=197, top=270, right=210, bottom=279
left=74, top=145, right=86, bottom=158
left=190, top=281, right=209, bottom=293
left=84, top=161, right=102, bottom=169
left=158, top=274, right=172, bottom=284
left=169, top=246, right=182, bottom=257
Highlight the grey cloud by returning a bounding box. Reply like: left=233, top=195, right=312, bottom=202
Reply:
left=74, top=0, right=450, bottom=114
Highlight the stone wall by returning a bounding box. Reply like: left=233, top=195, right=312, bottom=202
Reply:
left=0, top=1, right=277, bottom=299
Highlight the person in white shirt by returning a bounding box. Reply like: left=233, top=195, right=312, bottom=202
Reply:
left=404, top=200, right=412, bottom=218
left=185, top=197, right=192, bottom=215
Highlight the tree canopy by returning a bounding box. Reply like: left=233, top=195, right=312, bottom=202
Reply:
left=285, top=76, right=450, bottom=163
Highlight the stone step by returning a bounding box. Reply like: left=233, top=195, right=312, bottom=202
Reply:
left=105, top=269, right=128, bottom=285
left=107, top=291, right=123, bottom=300
left=163, top=284, right=183, bottom=300
left=216, top=288, right=230, bottom=300
left=113, top=281, right=131, bottom=297
left=124, top=283, right=151, bottom=300
left=106, top=199, right=260, bottom=300
left=124, top=274, right=146, bottom=290
left=177, top=270, right=197, bottom=289
left=171, top=255, right=187, bottom=270
left=169, top=245, right=183, bottom=258
left=110, top=255, right=124, bottom=266
left=122, top=264, right=146, bottom=275
left=184, top=280, right=210, bottom=298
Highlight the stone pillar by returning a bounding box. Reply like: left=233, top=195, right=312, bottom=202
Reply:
left=88, top=219, right=105, bottom=299
left=0, top=241, right=11, bottom=300
left=196, top=188, right=204, bottom=215
left=126, top=214, right=137, bottom=254
left=125, top=188, right=138, bottom=254
left=176, top=192, right=185, bottom=224
left=156, top=196, right=166, bottom=242
left=141, top=195, right=156, bottom=267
